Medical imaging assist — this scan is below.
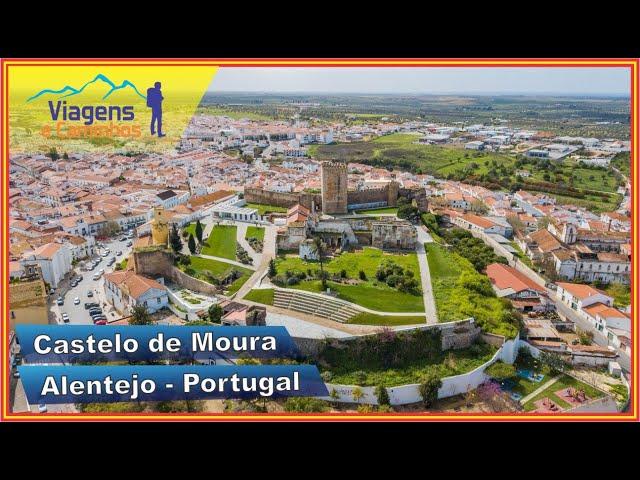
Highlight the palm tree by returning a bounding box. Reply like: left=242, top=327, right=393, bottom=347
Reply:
left=311, top=236, right=327, bottom=290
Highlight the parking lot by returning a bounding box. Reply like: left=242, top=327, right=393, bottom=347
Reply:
left=50, top=233, right=134, bottom=325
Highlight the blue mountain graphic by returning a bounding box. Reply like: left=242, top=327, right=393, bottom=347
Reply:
left=27, top=73, right=147, bottom=102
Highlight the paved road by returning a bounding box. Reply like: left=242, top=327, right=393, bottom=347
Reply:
left=415, top=226, right=438, bottom=324
left=50, top=235, right=133, bottom=325
left=235, top=224, right=277, bottom=299
left=236, top=223, right=261, bottom=266
left=552, top=295, right=630, bottom=371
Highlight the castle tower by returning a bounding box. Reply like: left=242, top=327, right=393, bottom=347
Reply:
left=321, top=161, right=348, bottom=215
left=387, top=180, right=400, bottom=207
left=151, top=207, right=169, bottom=246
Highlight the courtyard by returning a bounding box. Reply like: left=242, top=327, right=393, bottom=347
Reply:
left=274, top=247, right=425, bottom=313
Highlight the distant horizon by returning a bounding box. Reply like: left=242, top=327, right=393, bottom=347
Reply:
left=208, top=67, right=630, bottom=96
left=203, top=90, right=630, bottom=98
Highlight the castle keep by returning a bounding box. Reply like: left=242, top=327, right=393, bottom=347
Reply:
left=321, top=161, right=348, bottom=214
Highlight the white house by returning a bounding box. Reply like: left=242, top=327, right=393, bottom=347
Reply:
left=103, top=270, right=168, bottom=315
left=555, top=282, right=613, bottom=313
left=156, top=189, right=190, bottom=209
left=582, top=303, right=630, bottom=334
left=20, top=242, right=72, bottom=287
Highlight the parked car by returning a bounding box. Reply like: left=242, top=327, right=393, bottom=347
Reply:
left=77, top=275, right=83, bottom=282
left=92, top=273, right=101, bottom=281
left=56, top=297, right=64, bottom=306
left=126, top=241, right=133, bottom=247
left=92, top=316, right=107, bottom=323
left=38, top=404, right=48, bottom=413
left=89, top=308, right=103, bottom=315
left=13, top=370, right=20, bottom=378
left=73, top=297, right=80, bottom=305
left=116, top=251, right=122, bottom=256
left=85, top=302, right=100, bottom=309
left=94, top=320, right=107, bottom=325
left=87, top=290, right=93, bottom=297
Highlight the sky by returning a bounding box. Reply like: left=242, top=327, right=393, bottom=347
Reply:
left=209, top=67, right=630, bottom=96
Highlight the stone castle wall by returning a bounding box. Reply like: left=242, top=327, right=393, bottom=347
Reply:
left=244, top=187, right=321, bottom=212
left=132, top=249, right=219, bottom=296
left=321, top=162, right=348, bottom=214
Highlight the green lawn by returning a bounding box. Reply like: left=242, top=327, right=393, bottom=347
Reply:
left=355, top=207, right=399, bottom=215
left=523, top=374, right=605, bottom=412
left=245, top=226, right=265, bottom=241
left=201, top=225, right=237, bottom=260
left=180, top=256, right=252, bottom=295
left=275, top=248, right=424, bottom=312
left=347, top=312, right=425, bottom=326
left=325, top=342, right=497, bottom=387
left=243, top=288, right=274, bottom=305
left=425, top=243, right=519, bottom=338
left=245, top=203, right=287, bottom=215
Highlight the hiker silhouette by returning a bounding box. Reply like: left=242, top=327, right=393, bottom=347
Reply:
left=146, top=81, right=165, bottom=137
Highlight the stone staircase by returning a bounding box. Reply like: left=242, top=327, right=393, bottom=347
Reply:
left=273, top=289, right=360, bottom=323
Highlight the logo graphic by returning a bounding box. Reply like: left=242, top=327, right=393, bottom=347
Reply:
left=146, top=81, right=165, bottom=137
left=27, top=73, right=147, bottom=102
left=8, top=64, right=219, bottom=153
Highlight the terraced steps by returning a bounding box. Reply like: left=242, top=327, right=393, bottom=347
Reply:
left=273, top=288, right=360, bottom=323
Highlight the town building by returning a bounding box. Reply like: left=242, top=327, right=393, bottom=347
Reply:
left=486, top=263, right=551, bottom=312
left=103, top=270, right=169, bottom=314
left=20, top=242, right=72, bottom=287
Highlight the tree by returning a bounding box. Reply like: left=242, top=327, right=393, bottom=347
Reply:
left=418, top=373, right=442, bottom=407
left=129, top=304, right=152, bottom=325
left=101, top=221, right=121, bottom=237
left=470, top=199, right=488, bottom=215
left=539, top=351, right=570, bottom=375
left=169, top=223, right=183, bottom=254
left=311, top=236, right=327, bottom=290
left=375, top=385, right=390, bottom=406
left=397, top=204, right=420, bottom=223
left=283, top=397, right=329, bottom=413
left=268, top=258, right=277, bottom=277
left=352, top=387, right=364, bottom=404
left=188, top=233, right=196, bottom=254
left=62, top=152, right=69, bottom=160
left=208, top=304, right=223, bottom=323
left=46, top=147, right=60, bottom=161
left=195, top=219, right=204, bottom=244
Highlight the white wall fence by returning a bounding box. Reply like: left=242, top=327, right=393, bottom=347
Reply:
left=321, top=336, right=520, bottom=406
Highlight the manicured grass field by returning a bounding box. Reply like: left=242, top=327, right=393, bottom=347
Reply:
left=275, top=248, right=424, bottom=312
left=523, top=374, right=605, bottom=412
left=347, top=312, right=425, bottom=326
left=201, top=225, right=237, bottom=260
left=245, top=226, right=265, bottom=241
left=325, top=342, right=497, bottom=387
left=181, top=256, right=252, bottom=295
left=245, top=203, right=287, bottom=215
left=243, top=288, right=274, bottom=305
left=354, top=207, right=398, bottom=215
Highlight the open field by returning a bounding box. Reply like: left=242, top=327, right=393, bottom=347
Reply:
left=324, top=342, right=497, bottom=387
left=425, top=243, right=519, bottom=338
left=313, top=133, right=624, bottom=213
left=201, top=225, right=237, bottom=260
left=275, top=248, right=424, bottom=312
left=245, top=203, right=287, bottom=215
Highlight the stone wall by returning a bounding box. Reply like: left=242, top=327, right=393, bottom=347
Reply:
left=132, top=249, right=219, bottom=296
left=244, top=187, right=321, bottom=212
left=321, top=162, right=348, bottom=214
